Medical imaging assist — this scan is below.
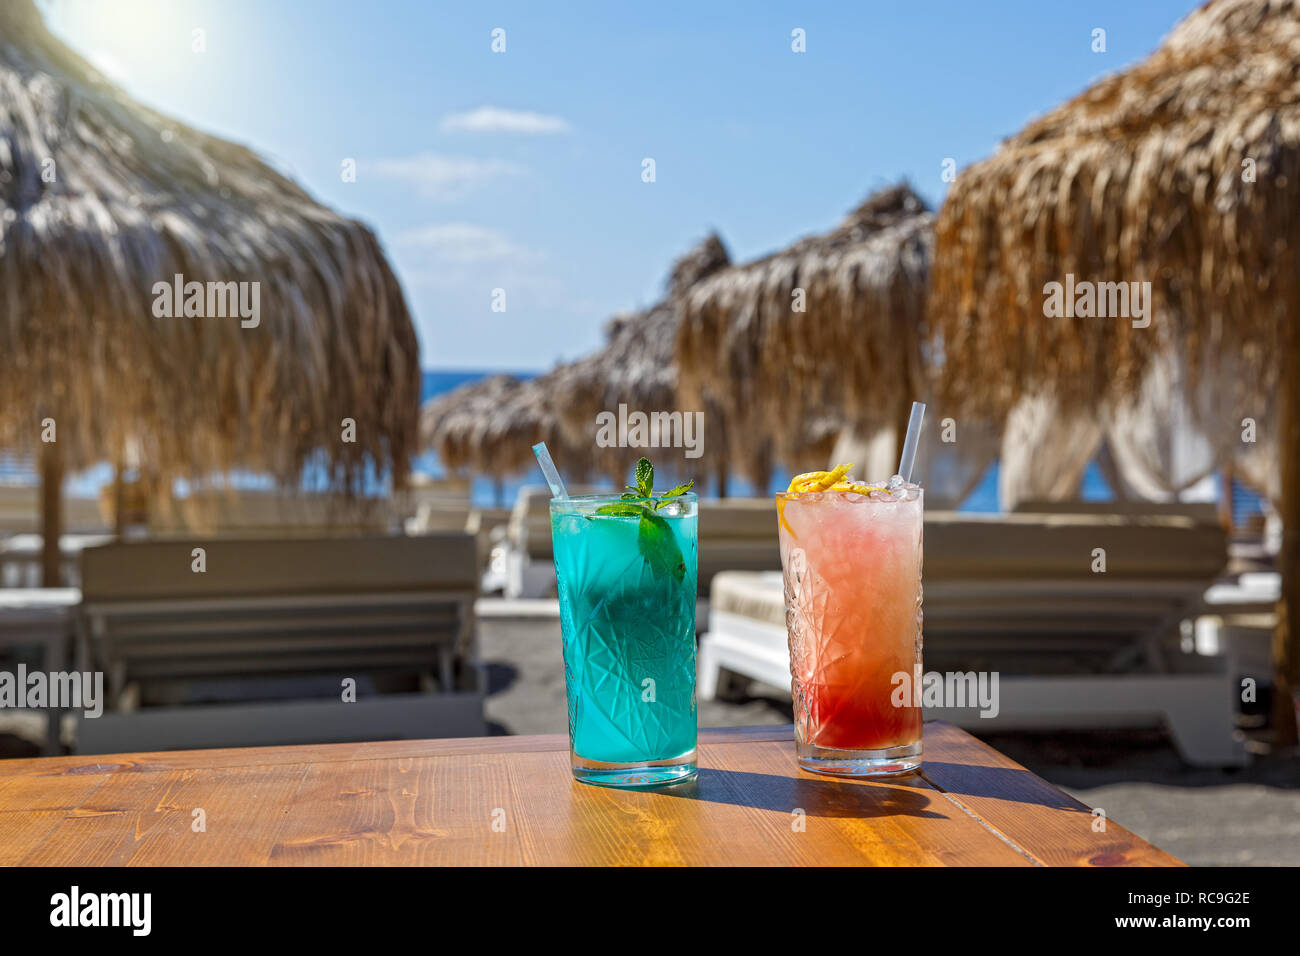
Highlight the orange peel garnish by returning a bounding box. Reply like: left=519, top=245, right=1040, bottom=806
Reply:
left=778, top=463, right=861, bottom=536
left=786, top=463, right=852, bottom=494
left=831, top=480, right=884, bottom=494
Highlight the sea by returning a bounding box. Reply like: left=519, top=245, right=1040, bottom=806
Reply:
left=10, top=369, right=1259, bottom=518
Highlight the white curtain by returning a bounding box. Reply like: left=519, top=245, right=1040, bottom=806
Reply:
left=998, top=391, right=1104, bottom=511
left=830, top=414, right=999, bottom=509
left=913, top=415, right=999, bottom=508
left=1102, top=351, right=1221, bottom=501
left=1104, top=347, right=1280, bottom=507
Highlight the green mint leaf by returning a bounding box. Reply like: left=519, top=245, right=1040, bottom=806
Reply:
left=619, top=491, right=641, bottom=500
left=593, top=503, right=651, bottom=518
left=653, top=478, right=694, bottom=509
left=661, top=479, right=693, bottom=499
left=637, top=510, right=686, bottom=583
left=589, top=490, right=687, bottom=583
left=634, top=457, right=654, bottom=498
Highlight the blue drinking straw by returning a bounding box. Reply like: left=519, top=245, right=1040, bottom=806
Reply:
left=532, top=442, right=570, bottom=500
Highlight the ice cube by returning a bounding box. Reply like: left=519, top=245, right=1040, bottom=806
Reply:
left=658, top=500, right=682, bottom=516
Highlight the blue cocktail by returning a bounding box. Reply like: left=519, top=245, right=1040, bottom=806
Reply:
left=550, top=490, right=698, bottom=787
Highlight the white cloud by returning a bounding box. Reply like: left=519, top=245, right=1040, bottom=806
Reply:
left=439, top=106, right=571, bottom=135
left=371, top=153, right=523, bottom=200
left=395, top=223, right=538, bottom=264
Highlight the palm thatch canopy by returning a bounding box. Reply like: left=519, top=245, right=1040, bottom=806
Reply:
left=553, top=235, right=728, bottom=448
left=421, top=374, right=524, bottom=474
left=927, top=0, right=1300, bottom=742
left=675, top=183, right=933, bottom=457
left=423, top=235, right=789, bottom=492
left=422, top=372, right=595, bottom=480
left=0, top=0, right=419, bottom=492
left=929, top=0, right=1293, bottom=416
left=549, top=235, right=749, bottom=487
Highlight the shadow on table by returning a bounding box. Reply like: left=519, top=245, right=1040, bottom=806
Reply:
left=651, top=767, right=943, bottom=819
left=921, top=761, right=1084, bottom=811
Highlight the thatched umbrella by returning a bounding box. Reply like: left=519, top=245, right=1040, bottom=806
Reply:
left=421, top=375, right=525, bottom=473
left=550, top=235, right=752, bottom=492
left=423, top=342, right=710, bottom=493
left=676, top=183, right=934, bottom=463
left=421, top=372, right=594, bottom=486
left=552, top=236, right=727, bottom=441
left=422, top=235, right=742, bottom=493
left=0, top=1, right=419, bottom=582
left=928, top=0, right=1300, bottom=742
left=422, top=233, right=847, bottom=495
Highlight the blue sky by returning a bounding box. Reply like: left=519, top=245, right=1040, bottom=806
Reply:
left=44, top=0, right=1203, bottom=371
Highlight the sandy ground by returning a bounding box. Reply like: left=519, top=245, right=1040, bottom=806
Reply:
left=982, top=730, right=1300, bottom=866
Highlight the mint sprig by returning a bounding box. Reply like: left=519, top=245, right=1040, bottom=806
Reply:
left=634, top=457, right=654, bottom=497
left=658, top=479, right=694, bottom=504
left=592, top=457, right=693, bottom=582
left=637, top=510, right=685, bottom=581
left=592, top=502, right=646, bottom=517
left=606, top=457, right=693, bottom=509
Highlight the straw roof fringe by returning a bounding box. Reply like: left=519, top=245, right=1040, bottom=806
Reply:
left=668, top=233, right=730, bottom=297
left=421, top=374, right=522, bottom=473
left=551, top=235, right=734, bottom=479
left=928, top=0, right=1297, bottom=424
left=0, top=1, right=420, bottom=489
left=1164, top=0, right=1300, bottom=48
left=479, top=379, right=594, bottom=479
left=675, top=183, right=934, bottom=454
left=422, top=234, right=806, bottom=488
left=421, top=373, right=599, bottom=480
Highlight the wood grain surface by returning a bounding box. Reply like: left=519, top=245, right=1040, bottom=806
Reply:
left=0, top=723, right=1183, bottom=866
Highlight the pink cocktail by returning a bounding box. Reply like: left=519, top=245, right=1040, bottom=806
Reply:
left=777, top=480, right=923, bottom=776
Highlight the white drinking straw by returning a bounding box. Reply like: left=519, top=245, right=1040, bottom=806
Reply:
left=896, top=401, right=926, bottom=483
left=531, top=441, right=570, bottom=500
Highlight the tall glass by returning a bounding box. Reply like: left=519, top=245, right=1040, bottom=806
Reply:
left=550, top=492, right=698, bottom=787
left=777, top=483, right=923, bottom=776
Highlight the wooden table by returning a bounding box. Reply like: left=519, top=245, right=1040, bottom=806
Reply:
left=0, top=722, right=1182, bottom=865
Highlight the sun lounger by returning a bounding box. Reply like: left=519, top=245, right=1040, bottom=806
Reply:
left=404, top=501, right=473, bottom=534
left=696, top=498, right=782, bottom=590
left=0, top=587, right=81, bottom=753
left=399, top=476, right=474, bottom=535
left=698, top=510, right=1246, bottom=766
left=1194, top=571, right=1280, bottom=695
left=147, top=489, right=395, bottom=538
left=1011, top=498, right=1221, bottom=522
left=72, top=534, right=485, bottom=753
left=504, top=485, right=597, bottom=598
left=0, top=485, right=109, bottom=536
left=467, top=505, right=512, bottom=590
left=0, top=533, right=113, bottom=588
